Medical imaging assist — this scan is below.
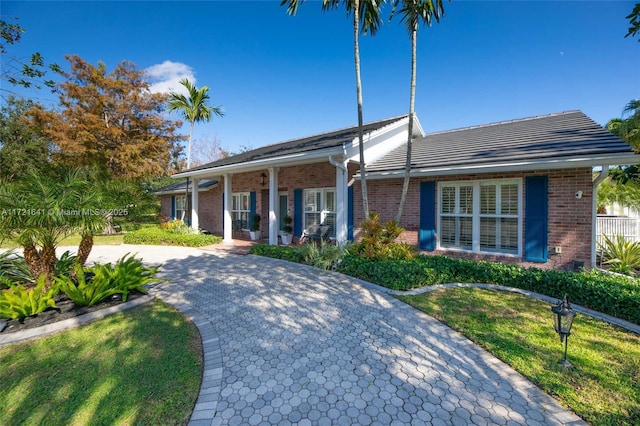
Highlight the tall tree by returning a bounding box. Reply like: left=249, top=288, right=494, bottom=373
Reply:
left=0, top=96, right=52, bottom=181
left=167, top=78, right=224, bottom=169
left=626, top=2, right=640, bottom=42
left=391, top=0, right=445, bottom=222
left=282, top=0, right=384, bottom=219
left=29, top=55, right=184, bottom=180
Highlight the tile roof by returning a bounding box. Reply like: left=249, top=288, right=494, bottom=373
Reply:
left=367, top=111, right=634, bottom=172
left=155, top=179, right=218, bottom=193
left=184, top=115, right=408, bottom=173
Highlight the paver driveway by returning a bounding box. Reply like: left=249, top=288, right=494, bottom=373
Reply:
left=87, top=245, right=584, bottom=426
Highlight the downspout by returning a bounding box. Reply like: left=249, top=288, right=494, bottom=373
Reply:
left=329, top=156, right=348, bottom=245
left=591, top=166, right=609, bottom=268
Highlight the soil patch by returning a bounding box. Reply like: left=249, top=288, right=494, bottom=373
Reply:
left=0, top=291, right=147, bottom=334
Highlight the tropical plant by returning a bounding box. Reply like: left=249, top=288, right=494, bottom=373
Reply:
left=348, top=212, right=416, bottom=260
left=167, top=78, right=224, bottom=169
left=298, top=240, right=344, bottom=270
left=93, top=254, right=161, bottom=301
left=0, top=249, right=33, bottom=288
left=625, top=2, right=640, bottom=42
left=391, top=0, right=446, bottom=222
left=281, top=0, right=384, bottom=219
left=0, top=169, right=107, bottom=285
left=598, top=234, right=640, bottom=275
left=0, top=274, right=57, bottom=319
left=56, top=264, right=119, bottom=307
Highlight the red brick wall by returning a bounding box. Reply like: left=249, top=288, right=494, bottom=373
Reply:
left=158, top=162, right=340, bottom=236
left=353, top=168, right=593, bottom=270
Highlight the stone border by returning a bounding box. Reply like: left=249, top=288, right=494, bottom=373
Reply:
left=0, top=294, right=155, bottom=347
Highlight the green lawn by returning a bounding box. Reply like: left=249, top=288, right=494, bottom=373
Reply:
left=0, top=300, right=202, bottom=426
left=0, top=234, right=124, bottom=249
left=398, top=287, right=640, bottom=426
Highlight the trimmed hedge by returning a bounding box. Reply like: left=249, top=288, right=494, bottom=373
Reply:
left=249, top=244, right=304, bottom=263
left=123, top=227, right=221, bottom=247
left=338, top=254, right=640, bottom=325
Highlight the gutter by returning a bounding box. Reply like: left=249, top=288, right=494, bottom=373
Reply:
left=328, top=155, right=347, bottom=171
left=591, top=166, right=609, bottom=269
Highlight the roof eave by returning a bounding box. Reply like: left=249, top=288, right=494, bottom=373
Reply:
left=173, top=146, right=345, bottom=179
left=359, top=154, right=640, bottom=180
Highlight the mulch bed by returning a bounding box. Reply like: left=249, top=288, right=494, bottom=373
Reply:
left=0, top=291, right=147, bottom=335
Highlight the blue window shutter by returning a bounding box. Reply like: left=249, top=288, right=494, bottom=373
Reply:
left=348, top=186, right=354, bottom=240
left=525, top=176, right=548, bottom=262
left=294, top=189, right=303, bottom=237
left=419, top=181, right=436, bottom=251
left=250, top=192, right=256, bottom=218
left=171, top=196, right=176, bottom=220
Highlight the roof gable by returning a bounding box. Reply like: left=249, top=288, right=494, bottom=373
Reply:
left=367, top=111, right=636, bottom=174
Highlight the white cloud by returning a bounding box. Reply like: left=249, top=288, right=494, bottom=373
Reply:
left=145, top=60, right=196, bottom=94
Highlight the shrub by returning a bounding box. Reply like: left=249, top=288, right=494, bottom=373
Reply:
left=0, top=250, right=33, bottom=288
left=55, top=250, right=78, bottom=277
left=338, top=253, right=640, bottom=325
left=57, top=254, right=162, bottom=307
left=298, top=240, right=344, bottom=271
left=249, top=244, right=304, bottom=263
left=598, top=234, right=640, bottom=275
left=348, top=213, right=415, bottom=260
left=123, top=227, right=221, bottom=247
left=0, top=275, right=57, bottom=319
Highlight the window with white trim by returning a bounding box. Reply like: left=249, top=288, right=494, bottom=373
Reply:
left=175, top=196, right=187, bottom=221
left=439, top=180, right=521, bottom=255
left=304, top=188, right=336, bottom=237
left=231, top=193, right=250, bottom=230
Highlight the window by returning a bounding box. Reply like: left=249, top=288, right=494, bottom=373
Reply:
left=438, top=180, right=521, bottom=255
left=304, top=188, right=336, bottom=237
left=231, top=193, right=250, bottom=230
left=175, top=196, right=187, bottom=221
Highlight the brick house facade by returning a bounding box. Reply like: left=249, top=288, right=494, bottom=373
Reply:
left=157, top=112, right=638, bottom=270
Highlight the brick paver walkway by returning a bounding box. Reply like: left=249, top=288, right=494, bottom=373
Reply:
left=86, top=245, right=585, bottom=426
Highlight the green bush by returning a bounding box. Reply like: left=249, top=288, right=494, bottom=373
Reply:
left=57, top=254, right=162, bottom=307
left=298, top=240, right=344, bottom=271
left=0, top=275, right=57, bottom=319
left=249, top=244, right=304, bottom=263
left=348, top=213, right=415, bottom=260
left=0, top=250, right=33, bottom=288
left=123, top=227, right=221, bottom=247
left=338, top=253, right=640, bottom=325
left=598, top=234, right=640, bottom=275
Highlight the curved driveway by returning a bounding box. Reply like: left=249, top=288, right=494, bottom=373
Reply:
left=87, top=245, right=585, bottom=426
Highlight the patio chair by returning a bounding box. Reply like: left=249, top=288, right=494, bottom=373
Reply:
left=300, top=224, right=331, bottom=244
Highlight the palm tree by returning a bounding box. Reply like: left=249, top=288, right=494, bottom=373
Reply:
left=392, top=0, right=445, bottom=222
left=281, top=0, right=384, bottom=219
left=0, top=169, right=106, bottom=286
left=167, top=78, right=224, bottom=169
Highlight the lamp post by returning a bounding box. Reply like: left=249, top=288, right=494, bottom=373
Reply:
left=551, top=294, right=576, bottom=368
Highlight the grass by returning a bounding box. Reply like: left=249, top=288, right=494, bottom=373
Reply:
left=0, top=234, right=124, bottom=249
left=0, top=300, right=202, bottom=426
left=398, top=287, right=640, bottom=426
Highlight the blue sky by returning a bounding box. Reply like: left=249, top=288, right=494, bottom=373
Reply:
left=3, top=1, right=639, bottom=155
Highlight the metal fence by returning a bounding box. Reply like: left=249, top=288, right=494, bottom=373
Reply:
left=596, top=215, right=640, bottom=245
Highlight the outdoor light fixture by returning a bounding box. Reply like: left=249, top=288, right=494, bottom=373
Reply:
left=551, top=294, right=576, bottom=368
left=260, top=173, right=267, bottom=187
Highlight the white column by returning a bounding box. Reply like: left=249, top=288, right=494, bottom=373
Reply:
left=191, top=177, right=199, bottom=231
left=223, top=174, right=233, bottom=242
left=269, top=167, right=279, bottom=245
left=335, top=161, right=349, bottom=245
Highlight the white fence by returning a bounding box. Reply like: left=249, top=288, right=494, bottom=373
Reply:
left=596, top=215, right=640, bottom=245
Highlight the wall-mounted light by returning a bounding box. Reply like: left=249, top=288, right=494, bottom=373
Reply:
left=260, top=173, right=267, bottom=187
left=575, top=191, right=583, bottom=199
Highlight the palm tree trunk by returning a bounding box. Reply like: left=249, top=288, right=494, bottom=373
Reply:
left=23, top=243, right=56, bottom=289
left=76, top=233, right=94, bottom=267
left=396, top=26, right=418, bottom=223
left=354, top=0, right=370, bottom=220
